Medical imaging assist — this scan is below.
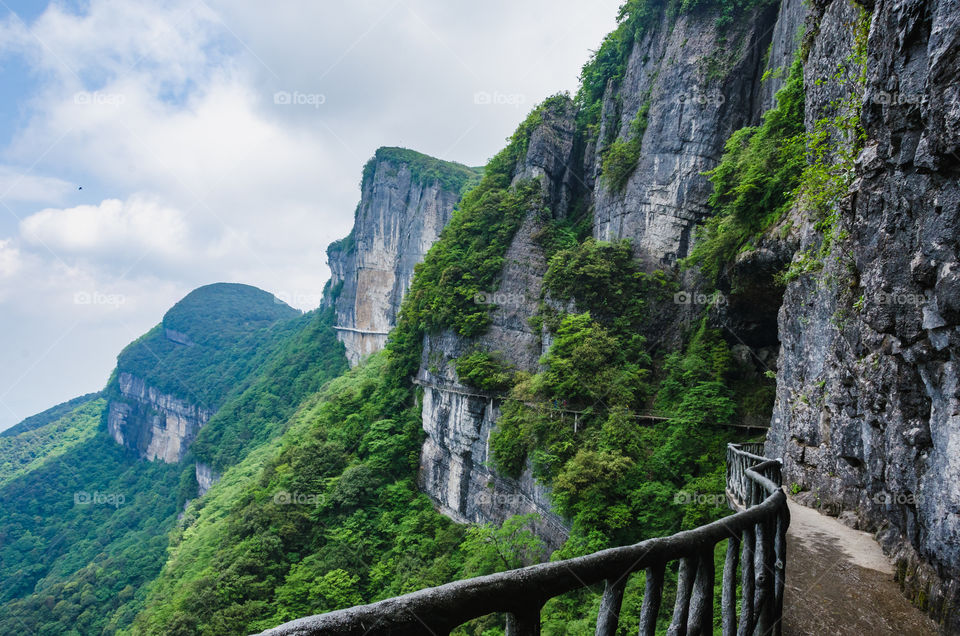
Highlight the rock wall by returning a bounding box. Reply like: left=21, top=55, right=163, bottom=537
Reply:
left=591, top=2, right=780, bottom=266
left=107, top=372, right=214, bottom=464
left=328, top=148, right=475, bottom=366
left=195, top=462, right=221, bottom=497
left=767, top=0, right=960, bottom=630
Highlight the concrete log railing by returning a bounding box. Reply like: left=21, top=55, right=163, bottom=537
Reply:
left=259, top=443, right=787, bottom=636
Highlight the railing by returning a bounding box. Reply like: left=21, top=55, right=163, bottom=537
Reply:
left=258, top=443, right=787, bottom=636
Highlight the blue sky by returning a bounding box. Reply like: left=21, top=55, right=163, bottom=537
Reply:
left=0, top=0, right=623, bottom=430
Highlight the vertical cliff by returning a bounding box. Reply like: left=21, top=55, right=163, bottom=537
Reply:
left=766, top=0, right=960, bottom=629
left=327, top=147, right=480, bottom=366
left=590, top=1, right=780, bottom=265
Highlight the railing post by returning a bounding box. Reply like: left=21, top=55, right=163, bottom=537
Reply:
left=738, top=526, right=755, bottom=636
left=687, top=548, right=715, bottom=636
left=773, top=504, right=789, bottom=636
left=754, top=518, right=776, bottom=635
left=595, top=577, right=627, bottom=636
left=667, top=555, right=697, bottom=636
left=506, top=605, right=542, bottom=636
left=639, top=562, right=665, bottom=636
left=722, top=534, right=740, bottom=636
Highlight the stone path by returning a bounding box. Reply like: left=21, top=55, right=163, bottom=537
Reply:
left=780, top=498, right=939, bottom=635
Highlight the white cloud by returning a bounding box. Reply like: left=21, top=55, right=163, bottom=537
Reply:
left=21, top=196, right=189, bottom=259
left=0, top=239, right=21, bottom=278
left=0, top=167, right=74, bottom=204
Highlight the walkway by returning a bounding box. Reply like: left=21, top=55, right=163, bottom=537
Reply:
left=782, top=498, right=938, bottom=635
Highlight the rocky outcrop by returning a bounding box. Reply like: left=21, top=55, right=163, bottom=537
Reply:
left=107, top=372, right=214, bottom=464
left=195, top=462, right=221, bottom=496
left=328, top=148, right=478, bottom=366
left=591, top=2, right=780, bottom=266
left=767, top=0, right=960, bottom=630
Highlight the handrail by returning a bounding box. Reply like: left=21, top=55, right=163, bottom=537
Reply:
left=258, top=443, right=787, bottom=636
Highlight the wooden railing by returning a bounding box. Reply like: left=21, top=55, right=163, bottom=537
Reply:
left=258, top=443, right=788, bottom=636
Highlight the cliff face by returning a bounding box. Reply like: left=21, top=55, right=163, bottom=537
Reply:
left=590, top=3, right=780, bottom=265
left=107, top=372, right=215, bottom=463
left=410, top=0, right=960, bottom=627
left=767, top=0, right=960, bottom=629
left=327, top=148, right=479, bottom=366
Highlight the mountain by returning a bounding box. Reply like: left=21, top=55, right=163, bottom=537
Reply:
left=5, top=0, right=960, bottom=633
left=105, top=282, right=302, bottom=464
left=0, top=284, right=347, bottom=635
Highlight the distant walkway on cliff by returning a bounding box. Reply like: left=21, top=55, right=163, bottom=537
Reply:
left=782, top=498, right=938, bottom=635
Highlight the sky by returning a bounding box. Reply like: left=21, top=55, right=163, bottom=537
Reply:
left=0, top=0, right=623, bottom=431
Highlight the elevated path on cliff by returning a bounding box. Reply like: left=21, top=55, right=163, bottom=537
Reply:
left=781, top=497, right=938, bottom=635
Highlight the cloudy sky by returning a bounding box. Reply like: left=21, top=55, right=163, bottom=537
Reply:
left=0, top=0, right=622, bottom=431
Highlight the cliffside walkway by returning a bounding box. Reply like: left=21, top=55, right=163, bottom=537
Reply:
left=413, top=378, right=769, bottom=431
left=260, top=443, right=789, bottom=635
left=781, top=497, right=938, bottom=635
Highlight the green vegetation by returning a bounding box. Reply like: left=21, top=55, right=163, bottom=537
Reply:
left=389, top=98, right=562, bottom=378
left=189, top=307, right=348, bottom=471
left=685, top=58, right=806, bottom=283
left=131, top=355, right=470, bottom=635
left=0, top=402, right=183, bottom=636
left=0, top=399, right=103, bottom=487
left=361, top=147, right=482, bottom=194
left=109, top=283, right=302, bottom=411
left=1, top=392, right=100, bottom=437
left=601, top=99, right=650, bottom=191
left=454, top=350, right=516, bottom=392
left=781, top=7, right=867, bottom=284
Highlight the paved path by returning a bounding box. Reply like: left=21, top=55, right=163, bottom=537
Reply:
left=781, top=498, right=939, bottom=635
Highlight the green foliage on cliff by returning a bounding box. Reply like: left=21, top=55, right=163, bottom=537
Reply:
left=189, top=307, right=348, bottom=471
left=685, top=58, right=805, bottom=282
left=109, top=283, right=303, bottom=410
left=601, top=99, right=650, bottom=190
left=0, top=401, right=183, bottom=636
left=131, top=355, right=470, bottom=635
left=454, top=350, right=516, bottom=392
left=361, top=147, right=482, bottom=194
left=389, top=101, right=557, bottom=379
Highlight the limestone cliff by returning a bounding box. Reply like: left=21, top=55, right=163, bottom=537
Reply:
left=327, top=147, right=480, bottom=366
left=766, top=0, right=960, bottom=630
left=107, top=372, right=215, bottom=463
